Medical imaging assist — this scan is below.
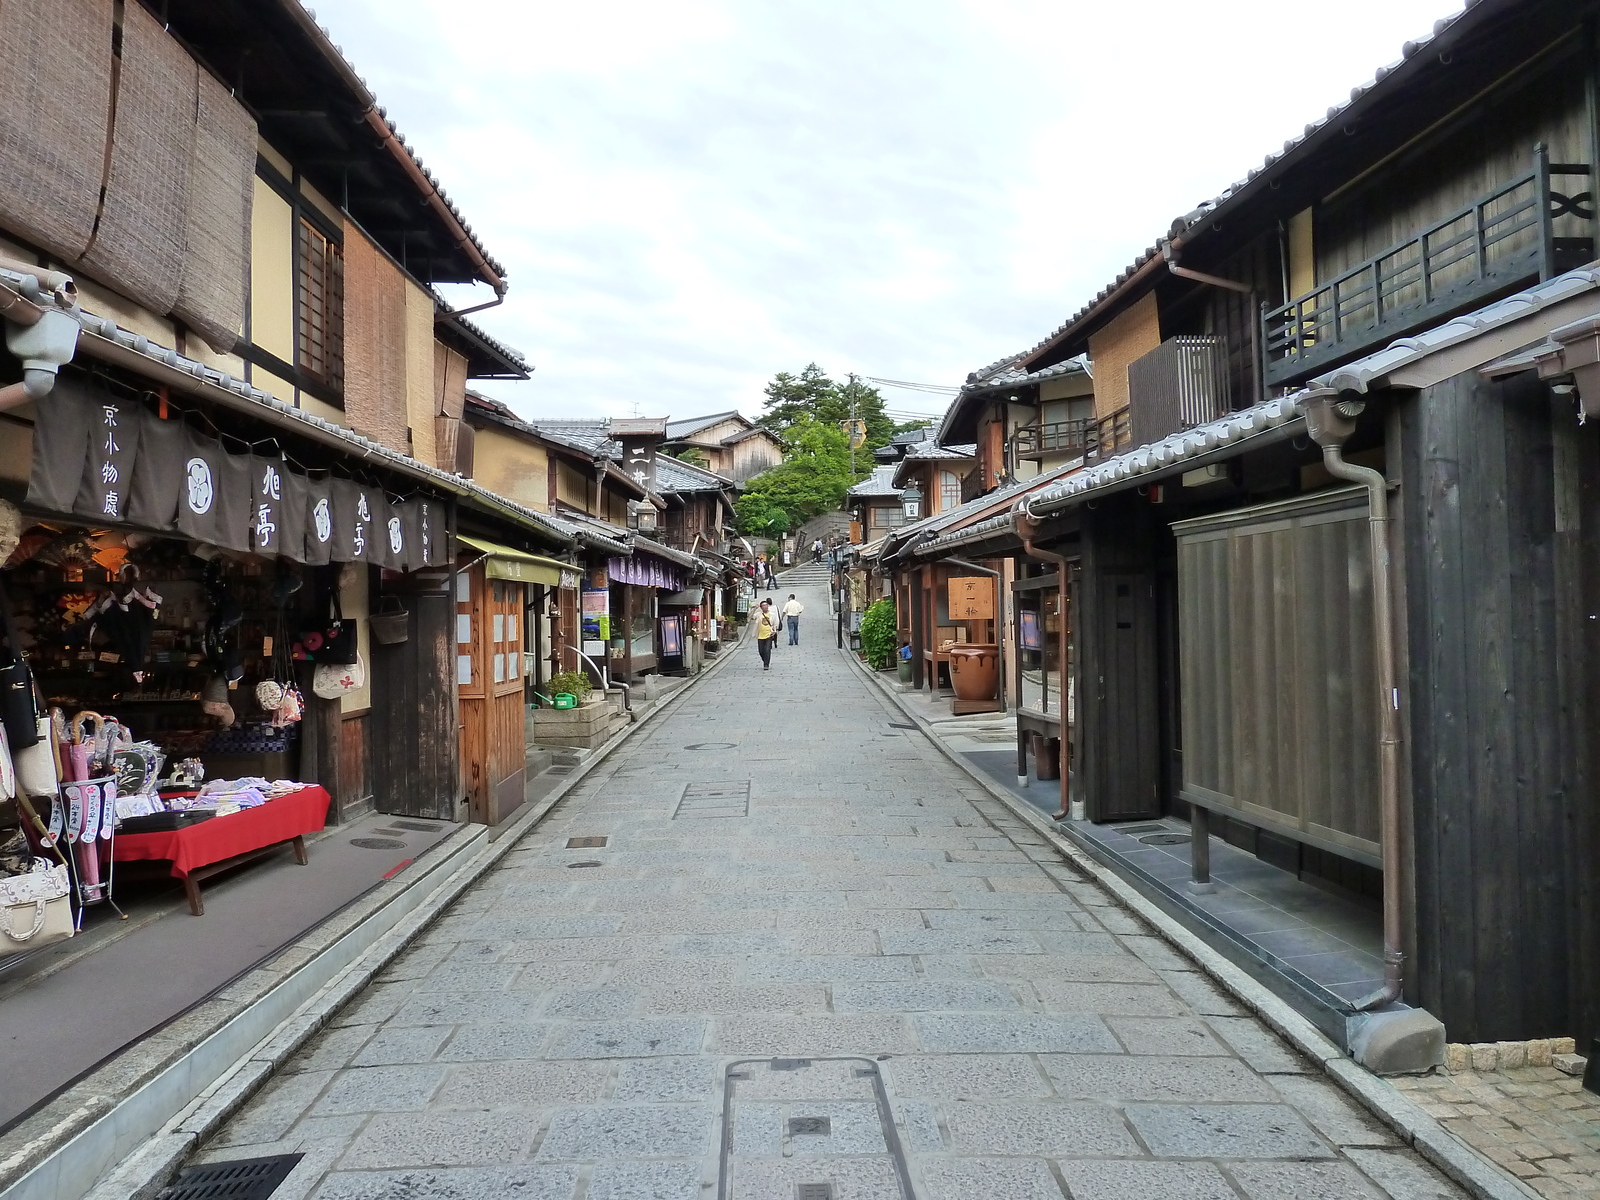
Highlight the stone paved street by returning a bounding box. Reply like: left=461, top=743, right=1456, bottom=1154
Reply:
left=193, top=578, right=1470, bottom=1199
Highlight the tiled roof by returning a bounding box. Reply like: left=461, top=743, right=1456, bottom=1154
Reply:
left=939, top=356, right=1090, bottom=444
left=665, top=411, right=743, bottom=439
left=902, top=441, right=975, bottom=461
left=847, top=465, right=902, bottom=498
left=655, top=455, right=736, bottom=494
left=1014, top=0, right=1497, bottom=368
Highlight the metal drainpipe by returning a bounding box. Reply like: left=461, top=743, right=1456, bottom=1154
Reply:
left=1160, top=240, right=1264, bottom=405
left=1301, top=388, right=1404, bottom=1011
left=1016, top=513, right=1074, bottom=822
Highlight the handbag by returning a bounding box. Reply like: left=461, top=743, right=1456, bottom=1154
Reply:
left=312, top=653, right=365, bottom=700
left=305, top=590, right=358, bottom=666
left=0, top=860, right=73, bottom=950
left=14, top=715, right=58, bottom=798
left=0, top=581, right=39, bottom=750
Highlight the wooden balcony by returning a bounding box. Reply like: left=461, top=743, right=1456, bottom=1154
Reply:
left=1263, top=147, right=1593, bottom=386
left=1013, top=407, right=1131, bottom=463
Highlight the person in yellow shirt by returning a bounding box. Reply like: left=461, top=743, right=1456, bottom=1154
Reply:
left=755, top=599, right=779, bottom=670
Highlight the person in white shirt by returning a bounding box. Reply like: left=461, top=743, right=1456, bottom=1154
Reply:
left=781, top=594, right=804, bottom=645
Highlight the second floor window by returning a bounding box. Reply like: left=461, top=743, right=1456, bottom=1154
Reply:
left=939, top=470, right=961, bottom=512
left=298, top=218, right=344, bottom=391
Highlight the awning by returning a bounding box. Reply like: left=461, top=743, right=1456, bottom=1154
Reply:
left=459, top=535, right=576, bottom=586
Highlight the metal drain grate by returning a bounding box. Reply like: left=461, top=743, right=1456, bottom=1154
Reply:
left=1118, top=823, right=1168, bottom=836
left=158, top=1154, right=302, bottom=1199
left=390, top=820, right=439, bottom=832
left=1139, top=833, right=1192, bottom=846
left=349, top=837, right=406, bottom=850
left=673, top=780, right=750, bottom=819
left=566, top=836, right=608, bottom=849
left=796, top=1185, right=834, bottom=1200
left=788, top=1116, right=831, bottom=1135
left=684, top=741, right=737, bottom=750
left=567, top=860, right=602, bottom=868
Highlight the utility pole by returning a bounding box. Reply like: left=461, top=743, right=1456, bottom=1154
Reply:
left=847, top=373, right=859, bottom=477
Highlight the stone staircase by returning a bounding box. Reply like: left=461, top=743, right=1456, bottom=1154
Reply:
left=777, top=561, right=832, bottom=588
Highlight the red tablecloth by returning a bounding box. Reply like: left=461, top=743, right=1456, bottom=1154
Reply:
left=113, top=786, right=330, bottom=879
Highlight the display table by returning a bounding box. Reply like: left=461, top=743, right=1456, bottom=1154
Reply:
left=113, top=785, right=330, bottom=915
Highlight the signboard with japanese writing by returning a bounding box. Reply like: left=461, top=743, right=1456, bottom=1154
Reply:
left=947, top=575, right=995, bottom=621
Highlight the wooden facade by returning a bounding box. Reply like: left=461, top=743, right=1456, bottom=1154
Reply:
left=456, top=562, right=530, bottom=825
left=1398, top=369, right=1600, bottom=1043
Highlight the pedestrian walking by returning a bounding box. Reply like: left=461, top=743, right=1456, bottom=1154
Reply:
left=754, top=599, right=779, bottom=670
left=812, top=538, right=823, bottom=563
left=782, top=593, right=804, bottom=645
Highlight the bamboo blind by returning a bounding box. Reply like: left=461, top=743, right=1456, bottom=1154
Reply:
left=342, top=224, right=411, bottom=451
left=80, top=0, right=193, bottom=314
left=0, top=0, right=113, bottom=263
left=174, top=65, right=256, bottom=352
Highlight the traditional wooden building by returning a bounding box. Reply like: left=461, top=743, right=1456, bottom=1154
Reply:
left=662, top=411, right=786, bottom=482
left=884, top=0, right=1600, bottom=1064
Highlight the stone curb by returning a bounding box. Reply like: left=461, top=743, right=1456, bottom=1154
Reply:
left=842, top=648, right=1541, bottom=1200
left=18, top=637, right=751, bottom=1200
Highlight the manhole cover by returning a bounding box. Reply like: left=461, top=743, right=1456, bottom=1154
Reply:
left=350, top=837, right=406, bottom=849
left=567, top=836, right=608, bottom=848
left=390, top=820, right=439, bottom=832
left=1139, top=833, right=1192, bottom=846
left=158, top=1154, right=302, bottom=1199
left=568, top=860, right=602, bottom=868
left=684, top=742, right=736, bottom=750
left=788, top=1116, right=831, bottom=1136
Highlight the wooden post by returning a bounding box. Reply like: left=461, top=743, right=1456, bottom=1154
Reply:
left=1189, top=805, right=1215, bottom=893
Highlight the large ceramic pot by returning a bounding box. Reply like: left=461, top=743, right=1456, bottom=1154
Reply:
left=896, top=656, right=914, bottom=683
left=947, top=644, right=998, bottom=701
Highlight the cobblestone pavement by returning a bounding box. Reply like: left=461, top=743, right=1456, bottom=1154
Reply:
left=1394, top=1067, right=1600, bottom=1197
left=193, top=580, right=1472, bottom=1199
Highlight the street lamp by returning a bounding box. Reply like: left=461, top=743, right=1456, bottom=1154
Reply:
left=901, top=482, right=922, bottom=522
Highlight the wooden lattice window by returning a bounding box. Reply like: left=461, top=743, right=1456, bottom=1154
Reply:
left=298, top=218, right=344, bottom=391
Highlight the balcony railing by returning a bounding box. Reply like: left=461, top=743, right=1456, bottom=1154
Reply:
left=1263, top=146, right=1593, bottom=385
left=1013, top=407, right=1131, bottom=463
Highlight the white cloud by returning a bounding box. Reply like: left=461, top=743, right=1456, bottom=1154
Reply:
left=315, top=0, right=1461, bottom=422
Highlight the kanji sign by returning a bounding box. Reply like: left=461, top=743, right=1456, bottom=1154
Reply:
left=947, top=575, right=995, bottom=620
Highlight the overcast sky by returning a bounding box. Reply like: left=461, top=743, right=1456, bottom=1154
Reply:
left=317, top=0, right=1458, bottom=424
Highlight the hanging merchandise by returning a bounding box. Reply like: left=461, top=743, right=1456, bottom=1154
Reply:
left=0, top=581, right=40, bottom=749
left=306, top=576, right=359, bottom=665
left=312, top=653, right=365, bottom=699
left=15, top=714, right=57, bottom=803
left=369, top=595, right=409, bottom=645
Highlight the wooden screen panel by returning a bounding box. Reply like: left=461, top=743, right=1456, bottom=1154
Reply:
left=1173, top=489, right=1379, bottom=863
left=298, top=217, right=344, bottom=390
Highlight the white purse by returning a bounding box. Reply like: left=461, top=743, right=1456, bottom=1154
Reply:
left=312, top=654, right=365, bottom=700
left=14, top=716, right=58, bottom=798
left=0, top=861, right=73, bottom=949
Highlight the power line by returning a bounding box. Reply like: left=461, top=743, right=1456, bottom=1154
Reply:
left=862, top=375, right=961, bottom=395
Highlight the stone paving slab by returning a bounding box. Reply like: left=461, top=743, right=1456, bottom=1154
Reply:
left=185, top=578, right=1476, bottom=1199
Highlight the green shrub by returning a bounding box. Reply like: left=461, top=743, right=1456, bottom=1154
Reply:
left=548, top=670, right=593, bottom=701
left=859, top=598, right=898, bottom=669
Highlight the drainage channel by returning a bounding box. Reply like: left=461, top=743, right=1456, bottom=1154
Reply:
left=718, top=1057, right=915, bottom=1200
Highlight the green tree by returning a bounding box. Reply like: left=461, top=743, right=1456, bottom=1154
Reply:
left=735, top=417, right=864, bottom=536
left=757, top=363, right=898, bottom=451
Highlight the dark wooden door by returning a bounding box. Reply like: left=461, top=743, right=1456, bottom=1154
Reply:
left=370, top=585, right=458, bottom=819
left=1090, top=572, right=1161, bottom=821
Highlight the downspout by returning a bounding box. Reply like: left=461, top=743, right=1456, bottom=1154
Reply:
left=0, top=290, right=82, bottom=414
left=1016, top=511, right=1074, bottom=822
left=1160, top=240, right=1264, bottom=406
left=1301, top=388, right=1404, bottom=1012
